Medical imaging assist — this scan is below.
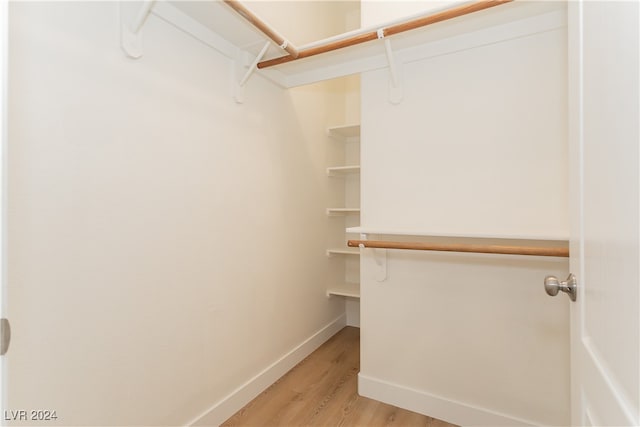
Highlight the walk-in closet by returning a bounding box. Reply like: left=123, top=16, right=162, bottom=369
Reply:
left=1, top=1, right=638, bottom=426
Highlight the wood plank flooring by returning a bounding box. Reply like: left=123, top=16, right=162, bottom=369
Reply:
left=222, top=327, right=457, bottom=427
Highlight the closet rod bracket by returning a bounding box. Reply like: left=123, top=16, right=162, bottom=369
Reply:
left=359, top=233, right=388, bottom=282
left=382, top=38, right=403, bottom=104
left=235, top=42, right=271, bottom=104
left=120, top=0, right=157, bottom=59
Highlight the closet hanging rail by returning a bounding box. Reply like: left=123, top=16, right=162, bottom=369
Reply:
left=223, top=0, right=299, bottom=58
left=257, top=0, right=512, bottom=69
left=347, top=240, right=569, bottom=258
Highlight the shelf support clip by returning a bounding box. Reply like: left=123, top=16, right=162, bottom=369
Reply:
left=120, top=0, right=157, bottom=59
left=377, top=29, right=403, bottom=105
left=234, top=41, right=271, bottom=104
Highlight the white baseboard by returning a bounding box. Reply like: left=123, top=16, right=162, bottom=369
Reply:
left=358, top=373, right=538, bottom=427
left=187, top=314, right=347, bottom=426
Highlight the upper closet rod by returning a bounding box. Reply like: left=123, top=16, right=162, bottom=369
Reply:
left=257, top=0, right=512, bottom=69
left=348, top=240, right=569, bottom=258
left=223, top=0, right=299, bottom=58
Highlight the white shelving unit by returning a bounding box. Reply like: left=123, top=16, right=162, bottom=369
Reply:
left=326, top=282, right=360, bottom=299
left=326, top=248, right=360, bottom=257
left=138, top=2, right=564, bottom=90
left=326, top=124, right=360, bottom=299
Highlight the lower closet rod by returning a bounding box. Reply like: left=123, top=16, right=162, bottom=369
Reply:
left=347, top=240, right=569, bottom=258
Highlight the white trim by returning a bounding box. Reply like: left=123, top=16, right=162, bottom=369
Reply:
left=187, top=314, right=347, bottom=426
left=347, top=226, right=569, bottom=242
left=582, top=337, right=639, bottom=426
left=0, top=0, right=7, bottom=420
left=358, top=374, right=540, bottom=427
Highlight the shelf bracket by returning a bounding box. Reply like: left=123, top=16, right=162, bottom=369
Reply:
left=234, top=41, right=271, bottom=104
left=378, top=30, right=403, bottom=105
left=120, top=0, right=156, bottom=59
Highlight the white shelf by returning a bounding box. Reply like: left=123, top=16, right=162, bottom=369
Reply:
left=327, top=165, right=361, bottom=176
left=327, top=208, right=361, bottom=216
left=327, top=282, right=360, bottom=299
left=327, top=124, right=360, bottom=139
left=155, top=2, right=565, bottom=89
left=346, top=227, right=569, bottom=242
left=326, top=248, right=360, bottom=257
left=325, top=121, right=360, bottom=301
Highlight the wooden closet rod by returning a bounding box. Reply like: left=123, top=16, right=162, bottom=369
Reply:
left=347, top=240, right=569, bottom=258
left=224, top=0, right=299, bottom=58
left=257, top=0, right=512, bottom=69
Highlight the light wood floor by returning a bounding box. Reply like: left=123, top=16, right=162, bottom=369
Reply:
left=222, top=326, right=457, bottom=427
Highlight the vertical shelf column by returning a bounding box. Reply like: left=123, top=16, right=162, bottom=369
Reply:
left=326, top=124, right=361, bottom=298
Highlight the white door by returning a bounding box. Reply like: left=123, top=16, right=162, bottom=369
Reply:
left=568, top=1, right=639, bottom=425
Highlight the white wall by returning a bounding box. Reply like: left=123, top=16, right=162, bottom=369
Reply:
left=249, top=1, right=360, bottom=46
left=361, top=0, right=462, bottom=26
left=358, top=3, right=571, bottom=426
left=360, top=27, right=568, bottom=238
left=7, top=2, right=348, bottom=425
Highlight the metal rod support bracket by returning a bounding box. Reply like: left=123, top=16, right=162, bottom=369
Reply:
left=383, top=38, right=403, bottom=104
left=120, top=0, right=157, bottom=59
left=239, top=42, right=271, bottom=87
left=360, top=233, right=388, bottom=282
left=235, top=42, right=271, bottom=103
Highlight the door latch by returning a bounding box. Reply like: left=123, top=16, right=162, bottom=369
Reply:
left=1, top=318, right=10, bottom=355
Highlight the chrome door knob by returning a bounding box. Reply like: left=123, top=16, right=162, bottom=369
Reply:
left=544, top=274, right=577, bottom=301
